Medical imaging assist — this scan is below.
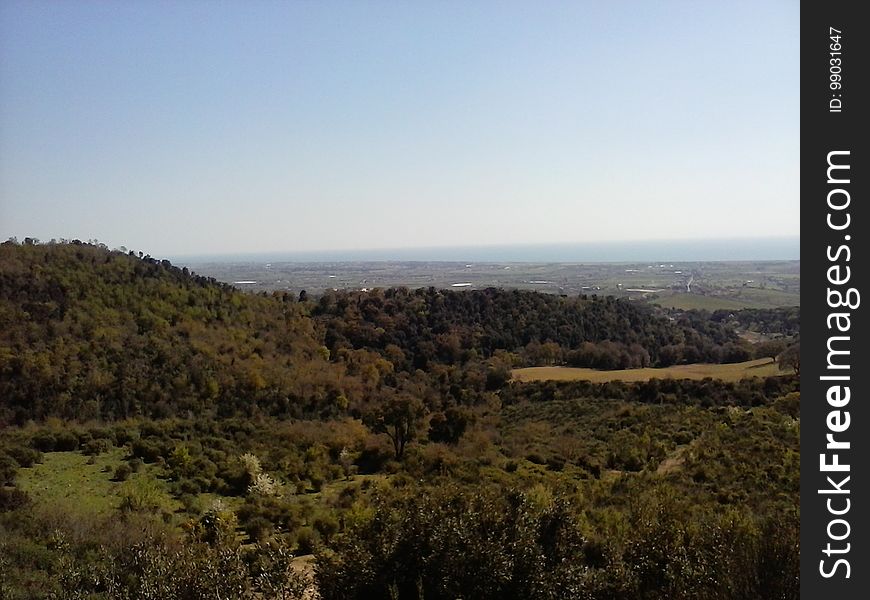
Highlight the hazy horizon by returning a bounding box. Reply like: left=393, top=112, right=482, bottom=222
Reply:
left=1, top=1, right=798, bottom=257
left=173, top=235, right=799, bottom=264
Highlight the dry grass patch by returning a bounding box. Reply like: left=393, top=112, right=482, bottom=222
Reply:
left=512, top=358, right=782, bottom=383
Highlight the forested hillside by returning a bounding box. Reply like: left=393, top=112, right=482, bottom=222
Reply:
left=0, top=241, right=799, bottom=599
left=313, top=287, right=746, bottom=371
left=0, top=241, right=350, bottom=423
left=1, top=242, right=764, bottom=424
left=710, top=306, right=801, bottom=336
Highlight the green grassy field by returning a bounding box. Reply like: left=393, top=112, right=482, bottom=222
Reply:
left=15, top=448, right=175, bottom=517
left=15, top=448, right=387, bottom=527
left=652, top=287, right=800, bottom=311
left=511, top=358, right=783, bottom=383
left=651, top=293, right=756, bottom=311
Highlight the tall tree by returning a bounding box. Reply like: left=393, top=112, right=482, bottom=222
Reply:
left=364, top=391, right=424, bottom=460
left=778, top=343, right=800, bottom=375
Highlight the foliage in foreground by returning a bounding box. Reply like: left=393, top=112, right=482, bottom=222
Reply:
left=0, top=481, right=798, bottom=600
left=316, top=485, right=799, bottom=600
left=0, top=506, right=311, bottom=600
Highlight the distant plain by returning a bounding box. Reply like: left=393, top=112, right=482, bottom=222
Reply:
left=184, top=259, right=800, bottom=309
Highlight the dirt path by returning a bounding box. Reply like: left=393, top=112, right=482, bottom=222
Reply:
left=656, top=436, right=702, bottom=475
left=656, top=446, right=688, bottom=475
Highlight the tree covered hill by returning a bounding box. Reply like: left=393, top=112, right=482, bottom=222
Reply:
left=312, top=286, right=744, bottom=371
left=0, top=241, right=346, bottom=423
left=2, top=241, right=761, bottom=424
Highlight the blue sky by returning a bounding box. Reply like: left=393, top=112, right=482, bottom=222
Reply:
left=0, top=1, right=799, bottom=257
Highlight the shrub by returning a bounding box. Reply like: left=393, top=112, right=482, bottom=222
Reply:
left=4, top=445, right=42, bottom=468
left=244, top=516, right=274, bottom=542
left=249, top=472, right=281, bottom=497
left=113, top=463, right=132, bottom=482
left=195, top=499, right=239, bottom=545
left=312, top=513, right=339, bottom=543
left=82, top=438, right=111, bottom=456
left=131, top=439, right=162, bottom=463
left=428, top=407, right=473, bottom=444
left=88, top=427, right=114, bottom=441
left=0, top=454, right=17, bottom=486
left=0, top=487, right=31, bottom=512
left=526, top=452, right=547, bottom=465
left=113, top=426, right=136, bottom=446
left=54, top=430, right=79, bottom=451
left=354, top=442, right=392, bottom=475
left=295, top=527, right=319, bottom=555
left=30, top=431, right=57, bottom=452
left=178, top=478, right=202, bottom=495
left=118, top=477, right=168, bottom=514
left=335, top=484, right=360, bottom=509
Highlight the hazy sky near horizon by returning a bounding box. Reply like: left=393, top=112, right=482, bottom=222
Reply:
left=1, top=1, right=798, bottom=257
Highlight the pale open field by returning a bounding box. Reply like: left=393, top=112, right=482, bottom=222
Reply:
left=511, top=358, right=783, bottom=383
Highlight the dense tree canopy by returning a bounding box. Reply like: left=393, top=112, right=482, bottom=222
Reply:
left=0, top=242, right=350, bottom=423
left=313, top=287, right=745, bottom=371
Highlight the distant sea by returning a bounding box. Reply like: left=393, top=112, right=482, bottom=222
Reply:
left=175, top=237, right=799, bottom=264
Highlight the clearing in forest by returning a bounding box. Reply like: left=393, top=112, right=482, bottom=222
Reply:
left=511, top=358, right=782, bottom=383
